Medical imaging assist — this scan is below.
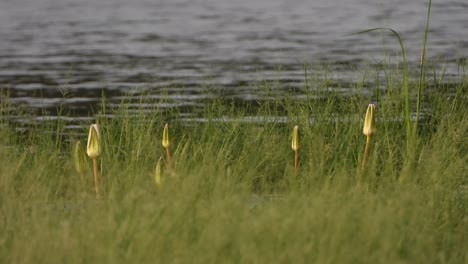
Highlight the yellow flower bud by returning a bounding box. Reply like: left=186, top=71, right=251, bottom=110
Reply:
left=291, top=125, right=299, bottom=151
left=73, top=140, right=88, bottom=174
left=162, top=123, right=170, bottom=149
left=87, top=124, right=101, bottom=159
left=363, top=104, right=377, bottom=136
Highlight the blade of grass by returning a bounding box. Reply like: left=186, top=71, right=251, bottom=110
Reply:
left=349, top=28, right=411, bottom=149
left=414, top=0, right=432, bottom=138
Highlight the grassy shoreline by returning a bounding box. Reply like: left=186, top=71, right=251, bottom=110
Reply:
left=1, top=66, right=467, bottom=263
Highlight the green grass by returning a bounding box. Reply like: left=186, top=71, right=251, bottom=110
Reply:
left=0, top=62, right=467, bottom=263
left=351, top=0, right=434, bottom=156
left=0, top=0, right=466, bottom=257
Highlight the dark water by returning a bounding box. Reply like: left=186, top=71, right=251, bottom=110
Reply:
left=0, top=0, right=467, bottom=125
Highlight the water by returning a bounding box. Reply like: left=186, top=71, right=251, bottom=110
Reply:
left=0, top=0, right=467, bottom=125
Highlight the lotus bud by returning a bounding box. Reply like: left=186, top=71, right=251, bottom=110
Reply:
left=73, top=140, right=88, bottom=174
left=363, top=104, right=377, bottom=136
left=162, top=123, right=170, bottom=149
left=291, top=125, right=300, bottom=151
left=87, top=124, right=101, bottom=158
left=361, top=104, right=377, bottom=181
left=291, top=125, right=300, bottom=174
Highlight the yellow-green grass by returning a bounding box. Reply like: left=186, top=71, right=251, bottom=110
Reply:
left=0, top=67, right=467, bottom=263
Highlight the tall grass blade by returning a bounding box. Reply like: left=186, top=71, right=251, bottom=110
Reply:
left=350, top=28, right=411, bottom=149
left=414, top=0, right=433, bottom=137
left=155, top=156, right=163, bottom=186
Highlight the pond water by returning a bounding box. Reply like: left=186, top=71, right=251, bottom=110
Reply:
left=0, top=0, right=467, bottom=125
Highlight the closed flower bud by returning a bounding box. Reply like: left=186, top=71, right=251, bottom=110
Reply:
left=291, top=125, right=300, bottom=151
left=162, top=123, right=170, bottom=149
left=363, top=104, right=377, bottom=136
left=87, top=124, right=101, bottom=158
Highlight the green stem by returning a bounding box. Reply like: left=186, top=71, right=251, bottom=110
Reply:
left=294, top=150, right=299, bottom=175
left=166, top=147, right=172, bottom=171
left=93, top=158, right=100, bottom=199
left=360, top=136, right=372, bottom=181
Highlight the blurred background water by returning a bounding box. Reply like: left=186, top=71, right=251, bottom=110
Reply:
left=0, top=0, right=467, bottom=128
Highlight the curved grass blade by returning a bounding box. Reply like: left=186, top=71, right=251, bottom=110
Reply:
left=349, top=28, right=411, bottom=147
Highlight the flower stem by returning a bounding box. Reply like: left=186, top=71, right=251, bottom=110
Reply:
left=294, top=150, right=299, bottom=175
left=165, top=147, right=172, bottom=171
left=360, top=135, right=372, bottom=182
left=92, top=158, right=100, bottom=199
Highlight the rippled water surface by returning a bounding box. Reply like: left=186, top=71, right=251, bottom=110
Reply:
left=0, top=0, right=467, bottom=123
